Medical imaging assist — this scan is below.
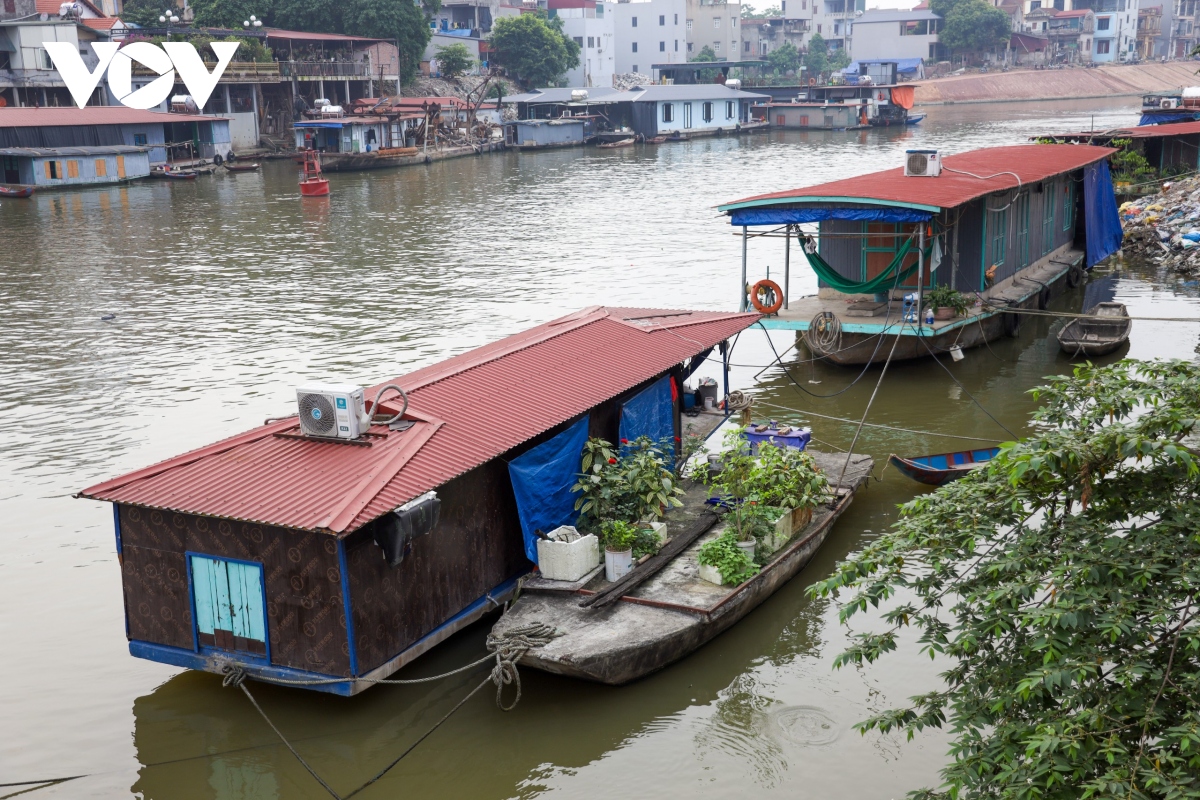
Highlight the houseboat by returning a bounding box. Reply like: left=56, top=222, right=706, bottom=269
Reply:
left=754, top=82, right=918, bottom=131
left=78, top=307, right=758, bottom=695
left=1040, top=122, right=1200, bottom=195
left=716, top=144, right=1123, bottom=365
left=1139, top=89, right=1200, bottom=126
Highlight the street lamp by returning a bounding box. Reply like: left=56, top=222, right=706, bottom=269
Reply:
left=159, top=10, right=179, bottom=25
left=243, top=14, right=262, bottom=28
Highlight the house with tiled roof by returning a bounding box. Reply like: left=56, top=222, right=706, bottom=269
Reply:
left=0, top=0, right=121, bottom=108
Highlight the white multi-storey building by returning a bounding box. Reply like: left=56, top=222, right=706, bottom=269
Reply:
left=551, top=0, right=617, bottom=87
left=611, top=0, right=688, bottom=78
left=779, top=0, right=862, bottom=55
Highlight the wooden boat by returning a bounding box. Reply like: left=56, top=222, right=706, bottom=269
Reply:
left=1057, top=302, right=1131, bottom=357
left=491, top=451, right=873, bottom=685
left=905, top=113, right=927, bottom=125
left=161, top=170, right=198, bottom=181
left=223, top=162, right=260, bottom=173
left=299, top=149, right=329, bottom=196
left=0, top=184, right=34, bottom=198
left=646, top=135, right=669, bottom=144
left=597, top=137, right=637, bottom=149
left=888, top=447, right=1000, bottom=486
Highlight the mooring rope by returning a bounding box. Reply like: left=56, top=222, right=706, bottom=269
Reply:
left=219, top=622, right=559, bottom=800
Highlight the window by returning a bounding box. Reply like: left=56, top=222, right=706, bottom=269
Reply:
left=683, top=102, right=693, bottom=128
left=702, top=101, right=714, bottom=122
left=587, top=36, right=594, bottom=47
left=781, top=0, right=785, bottom=10
left=989, top=207, right=1008, bottom=267
left=732, top=16, right=737, bottom=26
left=573, top=36, right=584, bottom=47
left=1119, top=0, right=1125, bottom=9
left=714, top=40, right=721, bottom=51
left=633, top=64, right=638, bottom=71
left=726, top=100, right=735, bottom=118
left=46, top=160, right=60, bottom=179
left=1063, top=179, right=1074, bottom=230
left=659, top=13, right=665, bottom=24
left=744, top=40, right=750, bottom=51
left=1097, top=38, right=1110, bottom=52
left=1097, top=16, right=1110, bottom=29
left=95, top=159, right=107, bottom=177
left=39, top=48, right=53, bottom=70
left=632, top=15, right=637, bottom=26
left=688, top=42, right=694, bottom=50
left=189, top=555, right=267, bottom=655
left=133, top=133, right=148, bottom=145
left=660, top=40, right=666, bottom=50
left=675, top=39, right=679, bottom=50
left=1042, top=182, right=1057, bottom=255
left=1015, top=192, right=1030, bottom=268
left=714, top=16, right=721, bottom=27
left=66, top=160, right=79, bottom=178
left=817, top=23, right=822, bottom=32
left=632, top=41, right=638, bottom=52
left=674, top=13, right=678, bottom=23
left=1030, top=0, right=1040, bottom=7
left=663, top=102, right=674, bottom=122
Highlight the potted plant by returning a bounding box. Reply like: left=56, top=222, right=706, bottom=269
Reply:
left=697, top=531, right=759, bottom=586
left=747, top=442, right=829, bottom=549
left=925, top=285, right=970, bottom=321
left=601, top=520, right=639, bottom=581
left=572, top=436, right=684, bottom=531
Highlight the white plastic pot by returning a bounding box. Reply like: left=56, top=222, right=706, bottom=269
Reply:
left=605, top=548, right=633, bottom=582
left=735, top=540, right=756, bottom=561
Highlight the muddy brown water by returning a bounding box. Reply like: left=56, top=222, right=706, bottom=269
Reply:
left=2, top=97, right=1198, bottom=799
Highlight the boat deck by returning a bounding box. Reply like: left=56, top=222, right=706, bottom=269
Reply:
left=760, top=250, right=1084, bottom=334
left=497, top=450, right=873, bottom=684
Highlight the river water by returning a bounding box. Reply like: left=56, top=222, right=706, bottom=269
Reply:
left=3, top=96, right=1198, bottom=799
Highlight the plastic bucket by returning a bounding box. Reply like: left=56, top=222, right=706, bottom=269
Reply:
left=605, top=548, right=633, bottom=582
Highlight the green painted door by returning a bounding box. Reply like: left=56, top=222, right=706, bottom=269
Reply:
left=190, top=555, right=267, bottom=656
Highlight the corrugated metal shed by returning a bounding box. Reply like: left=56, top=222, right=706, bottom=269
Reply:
left=0, top=108, right=229, bottom=127
left=717, top=144, right=1116, bottom=214
left=80, top=307, right=757, bottom=536
left=1049, top=121, right=1200, bottom=139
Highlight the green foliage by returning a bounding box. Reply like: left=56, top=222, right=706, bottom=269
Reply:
left=435, top=42, right=475, bottom=78
left=808, top=359, right=1200, bottom=799
left=189, top=0, right=261, bottom=28
left=489, top=13, right=580, bottom=88
left=117, top=0, right=170, bottom=27
left=1110, top=138, right=1156, bottom=184
left=272, top=0, right=343, bottom=36
left=804, top=33, right=828, bottom=79
left=749, top=443, right=828, bottom=511
left=342, top=0, right=432, bottom=85
left=828, top=47, right=851, bottom=72
left=632, top=525, right=662, bottom=559
left=765, top=41, right=801, bottom=76
left=698, top=531, right=759, bottom=585
left=925, top=285, right=970, bottom=316
left=933, top=0, right=1011, bottom=55
left=600, top=519, right=640, bottom=552
left=691, top=45, right=718, bottom=62
left=742, top=3, right=782, bottom=18
left=573, top=436, right=684, bottom=530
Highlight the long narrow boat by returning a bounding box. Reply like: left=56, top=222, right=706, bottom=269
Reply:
left=1057, top=302, right=1131, bottom=357
left=905, top=113, right=927, bottom=125
left=223, top=162, right=260, bottom=173
left=888, top=447, right=999, bottom=486
left=0, top=184, right=34, bottom=198
left=491, top=451, right=873, bottom=685
left=597, top=137, right=637, bottom=149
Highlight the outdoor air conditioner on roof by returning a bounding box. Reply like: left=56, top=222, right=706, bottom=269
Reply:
left=905, top=149, right=941, bottom=177
left=296, top=383, right=369, bottom=439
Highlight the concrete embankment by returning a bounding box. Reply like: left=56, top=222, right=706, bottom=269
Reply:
left=914, top=62, right=1200, bottom=105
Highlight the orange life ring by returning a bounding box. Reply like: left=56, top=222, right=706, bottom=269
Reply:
left=808, top=77, right=817, bottom=86
left=750, top=279, right=784, bottom=314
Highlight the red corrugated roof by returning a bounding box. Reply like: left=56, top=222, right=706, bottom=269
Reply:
left=1051, top=121, right=1200, bottom=139
left=264, top=28, right=383, bottom=43
left=80, top=307, right=758, bottom=535
left=0, top=107, right=228, bottom=126
left=718, top=144, right=1116, bottom=213
left=81, top=17, right=121, bottom=29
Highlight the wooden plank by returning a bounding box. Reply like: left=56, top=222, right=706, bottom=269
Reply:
left=580, top=510, right=720, bottom=610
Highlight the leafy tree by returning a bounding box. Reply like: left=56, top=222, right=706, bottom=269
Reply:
left=272, top=0, right=341, bottom=34
left=119, top=0, right=171, bottom=27
left=828, top=46, right=851, bottom=72
left=435, top=42, right=475, bottom=78
left=765, top=40, right=800, bottom=75
left=743, top=3, right=782, bottom=18
left=489, top=13, right=580, bottom=88
left=933, top=0, right=1011, bottom=56
left=340, top=0, right=433, bottom=85
left=690, top=44, right=717, bottom=62
left=804, top=32, right=828, bottom=78
left=810, top=360, right=1200, bottom=799
left=189, top=0, right=263, bottom=28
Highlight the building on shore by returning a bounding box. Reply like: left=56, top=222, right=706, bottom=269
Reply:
left=716, top=144, right=1123, bottom=365
left=738, top=16, right=809, bottom=60
left=0, top=0, right=119, bottom=108
left=623, top=82, right=765, bottom=136
left=684, top=0, right=742, bottom=60
left=0, top=106, right=232, bottom=173
left=611, top=0, right=687, bottom=80
left=1138, top=4, right=1164, bottom=58
left=779, top=0, right=862, bottom=55
left=0, top=144, right=149, bottom=186
left=550, top=0, right=617, bottom=88
left=848, top=9, right=947, bottom=62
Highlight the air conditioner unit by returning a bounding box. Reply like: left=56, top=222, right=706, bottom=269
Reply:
left=905, top=149, right=941, bottom=177
left=1161, top=97, right=1179, bottom=109
left=296, top=383, right=368, bottom=439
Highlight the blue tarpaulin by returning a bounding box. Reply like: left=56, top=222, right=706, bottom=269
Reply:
left=1084, top=159, right=1123, bottom=268
left=1138, top=111, right=1200, bottom=126
left=619, top=376, right=675, bottom=453
left=729, top=206, right=932, bottom=226
left=507, top=417, right=589, bottom=564
left=293, top=122, right=346, bottom=129
left=842, top=58, right=925, bottom=77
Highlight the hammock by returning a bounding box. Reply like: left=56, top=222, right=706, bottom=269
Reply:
left=803, top=238, right=930, bottom=295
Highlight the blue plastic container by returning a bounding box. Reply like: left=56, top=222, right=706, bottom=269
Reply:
left=742, top=423, right=812, bottom=454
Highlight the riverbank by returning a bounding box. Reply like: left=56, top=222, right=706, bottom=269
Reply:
left=914, top=61, right=1200, bottom=105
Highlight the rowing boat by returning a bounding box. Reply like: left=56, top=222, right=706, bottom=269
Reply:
left=888, top=447, right=1000, bottom=486
left=1057, top=301, right=1131, bottom=358
left=597, top=137, right=637, bottom=149
left=490, top=450, right=873, bottom=685
left=0, top=184, right=34, bottom=198
left=223, top=162, right=260, bottom=173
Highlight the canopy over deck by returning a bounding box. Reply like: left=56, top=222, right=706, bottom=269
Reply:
left=717, top=144, right=1116, bottom=226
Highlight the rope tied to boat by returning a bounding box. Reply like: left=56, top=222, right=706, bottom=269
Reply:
left=213, top=619, right=560, bottom=799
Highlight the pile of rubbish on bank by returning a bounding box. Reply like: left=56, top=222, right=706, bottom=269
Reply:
left=1119, top=175, right=1200, bottom=275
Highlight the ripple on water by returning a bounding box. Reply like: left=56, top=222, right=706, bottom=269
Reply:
left=767, top=705, right=841, bottom=747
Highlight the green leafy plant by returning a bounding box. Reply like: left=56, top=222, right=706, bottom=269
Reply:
left=1109, top=137, right=1156, bottom=185
left=435, top=42, right=475, bottom=79
left=600, top=520, right=639, bottom=553
left=698, top=531, right=758, bottom=585
left=748, top=442, right=828, bottom=511
left=632, top=526, right=662, bottom=559
left=925, top=285, right=970, bottom=317
left=573, top=436, right=684, bottom=531
left=489, top=13, right=580, bottom=88
left=809, top=359, right=1200, bottom=799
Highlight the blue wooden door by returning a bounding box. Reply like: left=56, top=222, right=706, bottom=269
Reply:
left=190, top=556, right=267, bottom=656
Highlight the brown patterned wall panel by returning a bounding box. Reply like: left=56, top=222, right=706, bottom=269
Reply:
left=346, top=460, right=530, bottom=673
left=118, top=505, right=351, bottom=676
left=121, top=545, right=193, bottom=649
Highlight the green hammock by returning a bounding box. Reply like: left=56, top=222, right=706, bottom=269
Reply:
left=803, top=238, right=932, bottom=295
